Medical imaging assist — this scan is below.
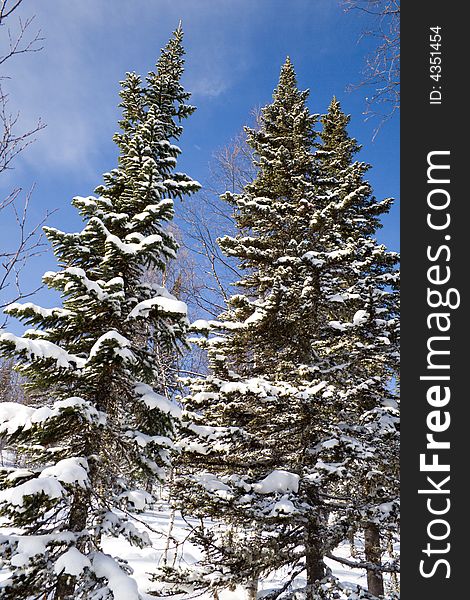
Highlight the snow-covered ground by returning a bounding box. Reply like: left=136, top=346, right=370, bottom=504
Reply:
left=0, top=448, right=385, bottom=599
left=99, top=504, right=367, bottom=599
left=0, top=500, right=367, bottom=599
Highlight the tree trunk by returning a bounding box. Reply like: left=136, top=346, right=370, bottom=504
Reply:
left=162, top=507, right=176, bottom=567
left=54, top=487, right=90, bottom=599
left=54, top=574, right=75, bottom=600
left=348, top=529, right=357, bottom=558
left=246, top=577, right=258, bottom=600
left=305, top=518, right=325, bottom=599
left=364, top=522, right=384, bottom=597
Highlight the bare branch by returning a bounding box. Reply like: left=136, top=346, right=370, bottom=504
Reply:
left=0, top=1, right=44, bottom=67
left=0, top=2, right=48, bottom=319
left=0, top=1, right=24, bottom=21
left=326, top=551, right=400, bottom=573
left=344, top=0, right=400, bottom=134
left=0, top=187, right=54, bottom=311
left=0, top=87, right=45, bottom=173
left=177, top=123, right=258, bottom=320
left=261, top=562, right=305, bottom=599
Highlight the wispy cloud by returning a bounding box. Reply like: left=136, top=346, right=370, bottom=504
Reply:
left=3, top=2, right=120, bottom=176
left=2, top=0, right=337, bottom=177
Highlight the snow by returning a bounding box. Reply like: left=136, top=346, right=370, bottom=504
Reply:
left=244, top=308, right=265, bottom=325
left=5, top=469, right=33, bottom=482
left=303, top=251, right=325, bottom=267
left=0, top=403, right=35, bottom=435
left=89, top=330, right=135, bottom=362
left=253, top=470, right=300, bottom=495
left=135, top=383, right=182, bottom=419
left=179, top=420, right=239, bottom=455
left=191, top=392, right=219, bottom=404
left=0, top=333, right=85, bottom=369
left=328, top=320, right=348, bottom=331
left=52, top=396, right=104, bottom=420
left=187, top=423, right=235, bottom=440
left=132, top=199, right=174, bottom=222
left=128, top=297, right=187, bottom=319
left=219, top=381, right=249, bottom=394
left=5, top=534, right=68, bottom=568
left=218, top=378, right=285, bottom=397
left=328, top=294, right=346, bottom=303
left=244, top=309, right=264, bottom=325
left=352, top=310, right=369, bottom=326
left=0, top=459, right=87, bottom=508
left=119, top=490, right=154, bottom=511
left=62, top=267, right=113, bottom=301
left=0, top=477, right=64, bottom=506
left=40, top=457, right=89, bottom=487
left=325, top=247, right=354, bottom=260
left=193, top=473, right=233, bottom=499
left=305, top=381, right=327, bottom=395
left=91, top=552, right=141, bottom=600
left=164, top=177, right=201, bottom=190
left=54, top=547, right=91, bottom=576
left=0, top=398, right=105, bottom=436
left=100, top=507, right=369, bottom=599
left=73, top=195, right=98, bottom=208
left=315, top=460, right=347, bottom=475
left=105, top=232, right=163, bottom=255
left=5, top=302, right=71, bottom=319
left=0, top=502, right=373, bottom=599
left=190, top=319, right=220, bottom=332
left=125, top=430, right=174, bottom=449
left=322, top=438, right=340, bottom=449
left=269, top=495, right=296, bottom=516
left=377, top=502, right=395, bottom=518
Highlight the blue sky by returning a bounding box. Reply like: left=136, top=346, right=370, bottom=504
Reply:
left=0, top=0, right=399, bottom=318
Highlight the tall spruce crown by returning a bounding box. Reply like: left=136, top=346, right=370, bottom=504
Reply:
left=0, top=26, right=199, bottom=600
left=162, top=58, right=399, bottom=598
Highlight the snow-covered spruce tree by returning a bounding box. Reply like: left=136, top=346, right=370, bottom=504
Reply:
left=158, top=59, right=336, bottom=599
left=0, top=27, right=199, bottom=600
left=159, top=64, right=399, bottom=600
left=314, top=98, right=400, bottom=596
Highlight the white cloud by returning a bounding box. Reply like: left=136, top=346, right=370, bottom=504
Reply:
left=2, top=0, right=256, bottom=175
left=2, top=0, right=336, bottom=176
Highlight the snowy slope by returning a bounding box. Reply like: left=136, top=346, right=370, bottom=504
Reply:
left=0, top=499, right=385, bottom=598
left=100, top=503, right=368, bottom=599
left=0, top=448, right=390, bottom=599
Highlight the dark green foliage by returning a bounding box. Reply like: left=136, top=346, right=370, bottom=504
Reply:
left=0, top=26, right=199, bottom=600
left=163, top=61, right=399, bottom=599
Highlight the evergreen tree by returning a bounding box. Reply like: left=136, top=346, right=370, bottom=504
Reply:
left=0, top=26, right=199, bottom=600
left=162, top=63, right=399, bottom=599
left=161, top=58, right=332, bottom=598
left=315, top=98, right=399, bottom=596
